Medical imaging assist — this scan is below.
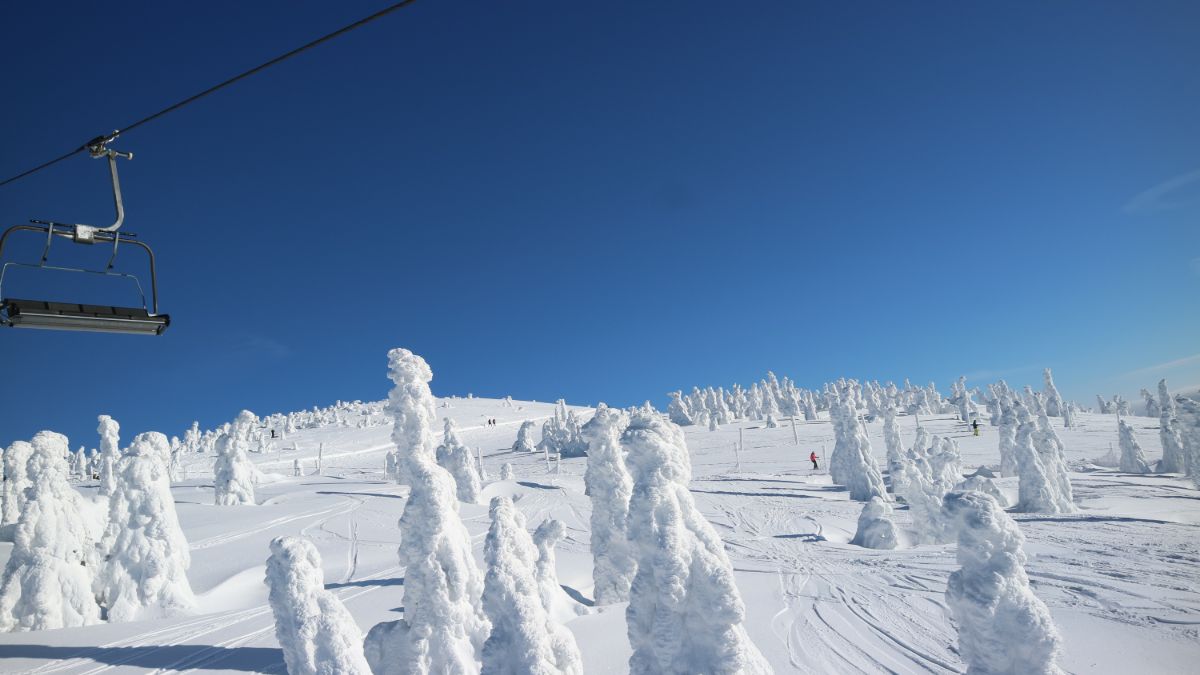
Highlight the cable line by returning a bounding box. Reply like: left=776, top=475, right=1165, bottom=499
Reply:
left=0, top=0, right=420, bottom=189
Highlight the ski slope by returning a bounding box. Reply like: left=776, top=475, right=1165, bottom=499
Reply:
left=1, top=397, right=1197, bottom=673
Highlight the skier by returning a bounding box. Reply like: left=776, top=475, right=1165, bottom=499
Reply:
left=971, top=419, right=980, bottom=436
left=809, top=450, right=819, bottom=471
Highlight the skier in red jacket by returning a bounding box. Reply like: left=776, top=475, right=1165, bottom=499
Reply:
left=810, top=451, right=819, bottom=470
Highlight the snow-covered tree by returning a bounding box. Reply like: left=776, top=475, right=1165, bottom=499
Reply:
left=943, top=491, right=1064, bottom=675
left=829, top=393, right=887, bottom=502
left=1042, top=368, right=1064, bottom=417
left=950, top=377, right=976, bottom=423
left=930, top=436, right=964, bottom=489
left=1114, top=394, right=1131, bottom=416
left=481, top=497, right=582, bottom=675
left=540, top=401, right=588, bottom=458
left=499, top=463, right=514, bottom=481
left=882, top=405, right=903, bottom=459
left=764, top=413, right=778, bottom=429
left=997, top=395, right=1019, bottom=477
left=850, top=497, right=899, bottom=550
left=1117, top=420, right=1151, bottom=474
left=622, top=412, right=772, bottom=675
left=1062, top=402, right=1075, bottom=429
left=532, top=518, right=586, bottom=620
left=184, top=421, right=201, bottom=454
left=98, top=431, right=196, bottom=622
left=1140, top=388, right=1160, bottom=418
left=1173, top=395, right=1200, bottom=487
left=97, top=414, right=121, bottom=497
left=666, top=391, right=693, bottom=426
left=899, top=459, right=952, bottom=545
left=266, top=536, right=371, bottom=675
left=168, top=436, right=183, bottom=483
left=364, top=348, right=489, bottom=675
left=513, top=420, right=538, bottom=453
left=436, top=419, right=481, bottom=504
left=1012, top=403, right=1072, bottom=514
left=581, top=404, right=636, bottom=605
left=955, top=475, right=1009, bottom=508
left=1, top=440, right=34, bottom=527
left=0, top=431, right=100, bottom=631
left=213, top=411, right=257, bottom=506
left=1158, top=380, right=1186, bottom=473
left=1033, top=409, right=1075, bottom=511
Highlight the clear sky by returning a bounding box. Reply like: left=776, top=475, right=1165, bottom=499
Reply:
left=2, top=0, right=1198, bottom=448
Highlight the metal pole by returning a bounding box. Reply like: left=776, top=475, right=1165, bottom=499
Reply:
left=733, top=442, right=741, bottom=473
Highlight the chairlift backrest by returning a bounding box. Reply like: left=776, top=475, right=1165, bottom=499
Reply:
left=0, top=142, right=169, bottom=335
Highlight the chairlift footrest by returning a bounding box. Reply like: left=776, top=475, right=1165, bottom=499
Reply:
left=1, top=298, right=170, bottom=335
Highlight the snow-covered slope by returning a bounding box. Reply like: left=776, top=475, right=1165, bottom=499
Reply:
left=1, top=398, right=1197, bottom=673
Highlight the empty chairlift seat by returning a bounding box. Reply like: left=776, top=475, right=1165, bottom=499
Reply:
left=1, top=298, right=169, bottom=335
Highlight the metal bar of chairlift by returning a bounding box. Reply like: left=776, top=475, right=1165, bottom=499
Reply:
left=0, top=143, right=170, bottom=335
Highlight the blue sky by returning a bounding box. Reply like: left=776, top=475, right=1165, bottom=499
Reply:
left=2, top=0, right=1198, bottom=447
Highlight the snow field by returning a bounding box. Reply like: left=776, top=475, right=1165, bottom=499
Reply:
left=0, top=393, right=1197, bottom=673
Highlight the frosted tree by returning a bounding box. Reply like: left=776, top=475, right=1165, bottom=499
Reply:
left=213, top=411, right=257, bottom=506
left=829, top=394, right=887, bottom=502
left=481, top=497, right=582, bottom=675
left=97, top=414, right=121, bottom=497
left=1114, top=394, right=1131, bottom=416
left=0, top=431, right=100, bottom=631
left=294, top=458, right=303, bottom=477
left=1033, top=410, right=1074, bottom=510
left=499, top=463, right=514, bottom=480
left=1042, top=368, right=1064, bottom=417
left=930, top=436, right=964, bottom=489
left=1117, top=421, right=1151, bottom=474
left=1, top=440, right=34, bottom=527
left=764, top=413, right=778, bottom=429
left=98, top=432, right=196, bottom=622
left=850, top=497, right=899, bottom=550
left=513, top=420, right=537, bottom=453
left=364, top=348, right=489, bottom=675
left=1012, top=403, right=1071, bottom=514
left=385, top=448, right=399, bottom=481
left=437, top=418, right=482, bottom=504
left=943, top=491, right=1064, bottom=675
left=1158, top=380, right=1186, bottom=473
left=997, top=396, right=1019, bottom=477
left=900, top=460, right=951, bottom=545
left=955, top=475, right=1009, bottom=508
left=802, top=391, right=819, bottom=421
left=622, top=412, right=772, bottom=675
left=1061, top=402, right=1075, bottom=429
left=882, top=405, right=903, bottom=459
left=184, top=421, right=201, bottom=453
left=539, top=401, right=587, bottom=458
left=709, top=414, right=721, bottom=431
left=266, top=536, right=371, bottom=675
left=1140, top=388, right=1160, bottom=418
left=666, top=391, right=693, bottom=426
left=1173, top=395, right=1200, bottom=486
left=581, top=404, right=636, bottom=605
left=168, top=436, right=183, bottom=482
left=532, top=518, right=587, bottom=620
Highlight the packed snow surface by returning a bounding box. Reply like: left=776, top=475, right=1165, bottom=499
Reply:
left=1, top=397, right=1198, bottom=673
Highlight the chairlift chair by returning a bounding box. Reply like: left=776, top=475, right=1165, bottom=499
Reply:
left=0, top=136, right=169, bottom=335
